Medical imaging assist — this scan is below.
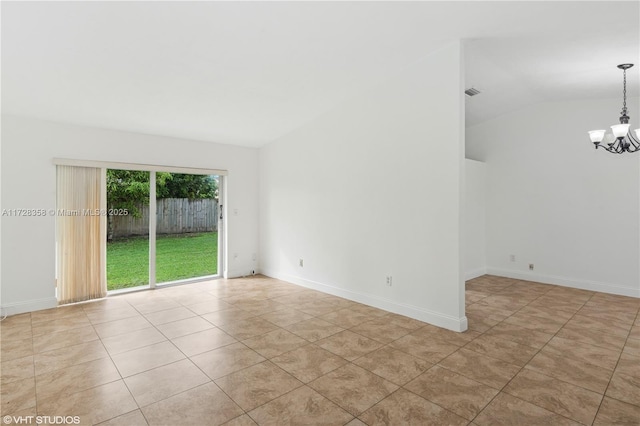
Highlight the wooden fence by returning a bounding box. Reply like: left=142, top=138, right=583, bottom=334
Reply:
left=111, top=198, right=218, bottom=239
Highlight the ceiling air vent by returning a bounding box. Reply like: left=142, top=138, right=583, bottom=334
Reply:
left=465, top=87, right=481, bottom=97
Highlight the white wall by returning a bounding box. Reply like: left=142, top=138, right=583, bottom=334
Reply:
left=464, top=159, right=486, bottom=280
left=1, top=115, right=259, bottom=315
left=259, top=42, right=467, bottom=331
left=466, top=97, right=640, bottom=297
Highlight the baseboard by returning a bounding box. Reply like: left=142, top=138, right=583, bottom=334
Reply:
left=262, top=269, right=468, bottom=332
left=465, top=267, right=487, bottom=281
left=1, top=296, right=58, bottom=317
left=226, top=267, right=258, bottom=279
left=486, top=267, right=640, bottom=298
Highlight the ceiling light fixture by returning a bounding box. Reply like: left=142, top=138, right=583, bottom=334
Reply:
left=588, top=64, right=640, bottom=154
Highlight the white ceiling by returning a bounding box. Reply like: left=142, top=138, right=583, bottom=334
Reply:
left=2, top=1, right=638, bottom=147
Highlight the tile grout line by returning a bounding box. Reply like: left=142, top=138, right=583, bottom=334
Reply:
left=399, top=278, right=529, bottom=423
left=592, top=305, right=640, bottom=423
left=90, top=298, right=149, bottom=425
left=464, top=283, right=640, bottom=425
left=7, top=276, right=638, bottom=425
left=504, top=291, right=606, bottom=424
left=463, top=282, right=596, bottom=425
left=449, top=281, right=538, bottom=424
left=126, top=297, right=231, bottom=420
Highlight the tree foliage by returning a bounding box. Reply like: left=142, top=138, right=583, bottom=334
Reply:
left=106, top=170, right=151, bottom=218
left=106, top=170, right=218, bottom=218
left=157, top=174, right=218, bottom=199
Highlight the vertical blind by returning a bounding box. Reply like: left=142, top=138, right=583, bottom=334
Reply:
left=56, top=165, right=107, bottom=304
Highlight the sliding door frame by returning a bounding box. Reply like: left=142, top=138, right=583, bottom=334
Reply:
left=53, top=158, right=228, bottom=293
left=149, top=171, right=157, bottom=289
left=218, top=175, right=227, bottom=279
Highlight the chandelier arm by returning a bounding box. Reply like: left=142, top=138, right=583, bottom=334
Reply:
left=603, top=144, right=619, bottom=154
left=628, top=135, right=640, bottom=152
left=614, top=142, right=624, bottom=154
left=613, top=141, right=622, bottom=153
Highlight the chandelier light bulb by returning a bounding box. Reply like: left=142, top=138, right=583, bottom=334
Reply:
left=588, top=130, right=606, bottom=143
left=611, top=123, right=630, bottom=139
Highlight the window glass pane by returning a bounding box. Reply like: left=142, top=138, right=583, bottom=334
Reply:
left=106, top=169, right=150, bottom=290
left=155, top=173, right=219, bottom=283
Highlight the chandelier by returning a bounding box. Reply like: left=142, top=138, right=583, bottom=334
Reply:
left=588, top=64, right=640, bottom=154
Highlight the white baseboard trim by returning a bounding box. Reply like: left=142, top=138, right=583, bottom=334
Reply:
left=1, top=296, right=58, bottom=317
left=465, top=267, right=487, bottom=281
left=226, top=268, right=258, bottom=279
left=486, top=267, right=640, bottom=298
left=262, top=269, right=467, bottom=332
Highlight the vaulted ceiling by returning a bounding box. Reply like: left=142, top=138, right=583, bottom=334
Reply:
left=2, top=1, right=638, bottom=147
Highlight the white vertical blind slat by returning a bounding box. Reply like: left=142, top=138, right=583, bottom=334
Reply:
left=56, top=165, right=106, bottom=304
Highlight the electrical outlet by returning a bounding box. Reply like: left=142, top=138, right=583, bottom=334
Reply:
left=386, top=276, right=393, bottom=286
left=510, top=254, right=516, bottom=262
left=233, top=253, right=238, bottom=260
left=299, top=259, right=304, bottom=267
left=529, top=263, right=534, bottom=270
left=252, top=253, right=257, bottom=261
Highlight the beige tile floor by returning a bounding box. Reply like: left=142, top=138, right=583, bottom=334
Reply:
left=1, top=275, right=639, bottom=425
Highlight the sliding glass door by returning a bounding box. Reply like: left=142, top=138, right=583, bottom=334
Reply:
left=105, top=169, right=221, bottom=291
left=155, top=173, right=220, bottom=284
left=106, top=169, right=151, bottom=291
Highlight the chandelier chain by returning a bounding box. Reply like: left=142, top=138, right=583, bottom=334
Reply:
left=622, top=68, right=627, bottom=115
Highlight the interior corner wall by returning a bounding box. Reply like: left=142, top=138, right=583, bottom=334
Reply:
left=259, top=42, right=466, bottom=331
left=466, top=97, right=640, bottom=297
left=464, top=159, right=486, bottom=280
left=0, top=116, right=259, bottom=315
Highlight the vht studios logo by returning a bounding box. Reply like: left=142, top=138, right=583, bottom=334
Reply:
left=3, top=416, right=81, bottom=425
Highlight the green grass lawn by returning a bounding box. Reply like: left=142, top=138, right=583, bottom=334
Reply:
left=107, top=232, right=218, bottom=290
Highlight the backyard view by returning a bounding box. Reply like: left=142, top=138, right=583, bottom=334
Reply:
left=107, top=233, right=218, bottom=289
left=107, top=170, right=219, bottom=291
